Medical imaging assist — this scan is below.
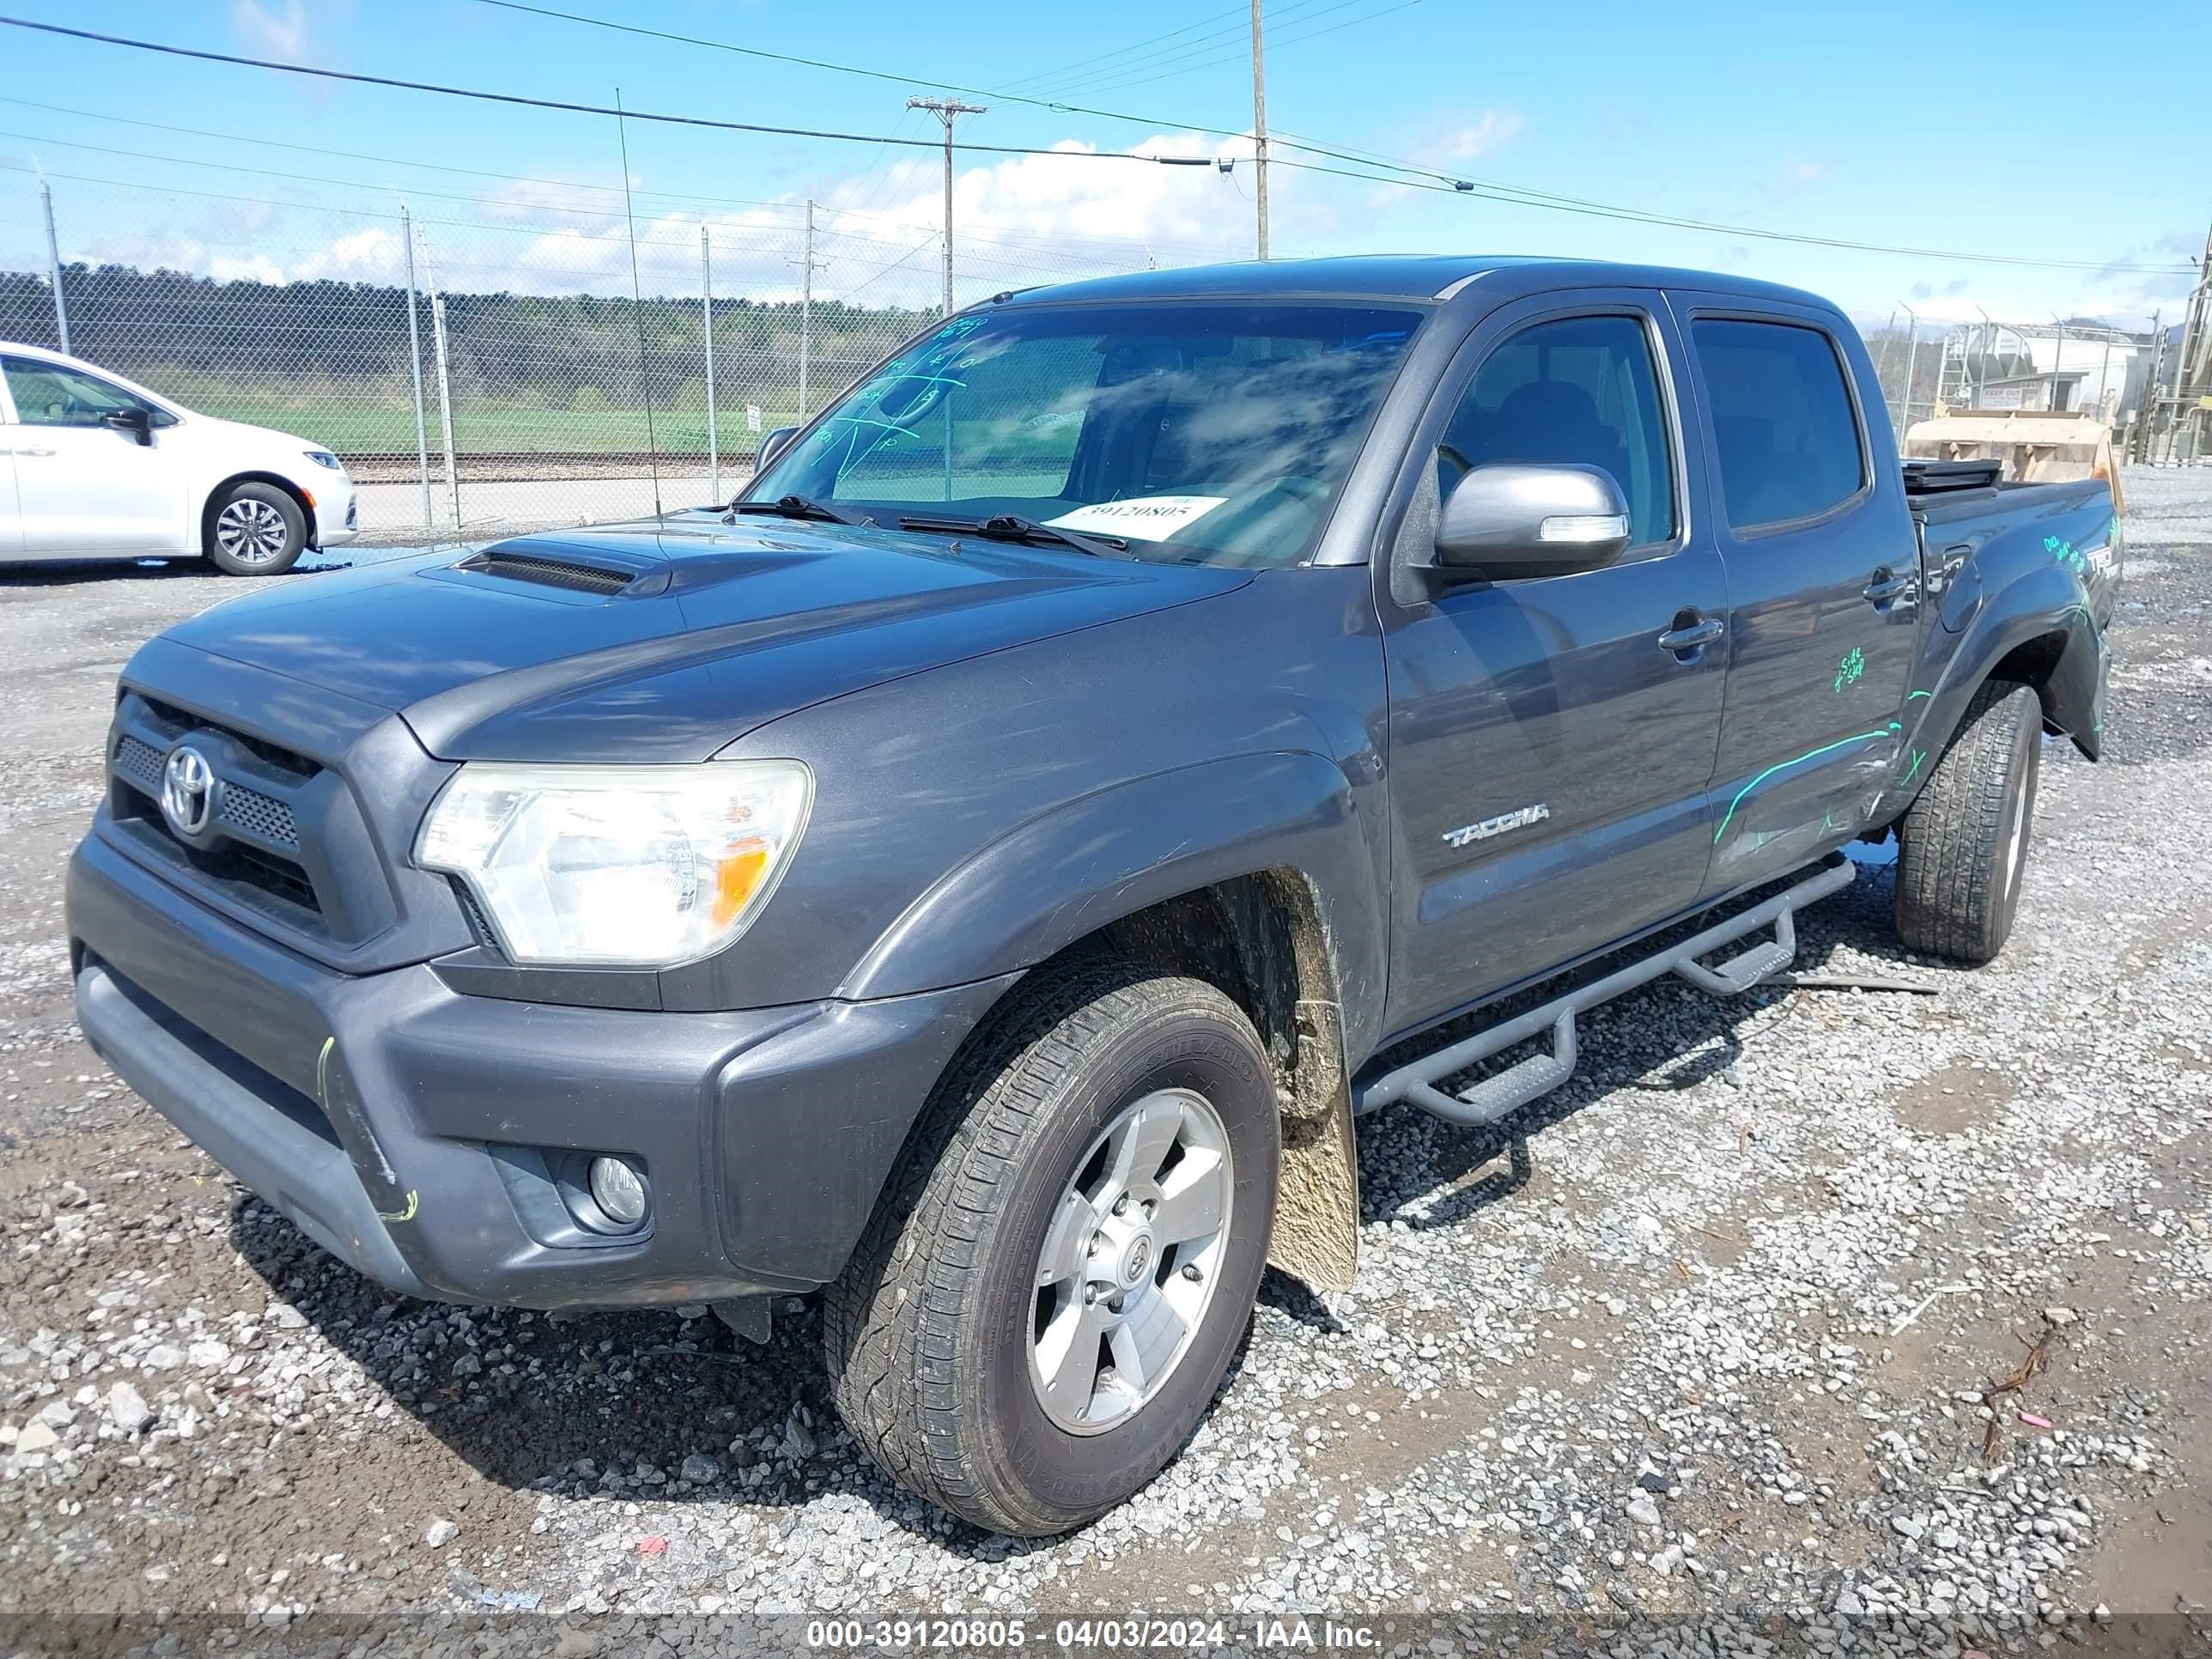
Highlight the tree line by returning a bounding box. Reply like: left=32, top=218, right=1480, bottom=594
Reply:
left=0, top=263, right=935, bottom=406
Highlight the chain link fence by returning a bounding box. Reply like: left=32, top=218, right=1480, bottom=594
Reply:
left=9, top=166, right=2196, bottom=548
left=1, top=171, right=1172, bottom=541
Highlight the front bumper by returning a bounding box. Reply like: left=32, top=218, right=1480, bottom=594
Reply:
left=68, top=831, right=1011, bottom=1310
left=313, top=478, right=359, bottom=545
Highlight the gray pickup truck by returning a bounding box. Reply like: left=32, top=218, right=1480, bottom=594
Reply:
left=67, top=257, right=2118, bottom=1535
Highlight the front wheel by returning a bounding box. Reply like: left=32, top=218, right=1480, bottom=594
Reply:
left=824, top=963, right=1279, bottom=1536
left=205, top=482, right=306, bottom=575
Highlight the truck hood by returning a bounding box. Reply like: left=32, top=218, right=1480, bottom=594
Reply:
left=158, top=514, right=1252, bottom=763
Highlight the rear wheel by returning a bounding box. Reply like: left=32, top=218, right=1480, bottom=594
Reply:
left=1894, top=680, right=2041, bottom=964
left=205, top=482, right=306, bottom=575
left=824, top=962, right=1279, bottom=1536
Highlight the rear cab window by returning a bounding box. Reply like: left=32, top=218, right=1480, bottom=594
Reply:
left=1689, top=319, right=1867, bottom=532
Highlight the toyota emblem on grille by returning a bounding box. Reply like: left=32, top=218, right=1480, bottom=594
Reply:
left=160, top=744, right=218, bottom=838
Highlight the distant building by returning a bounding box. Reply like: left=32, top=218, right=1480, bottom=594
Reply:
left=1936, top=319, right=2146, bottom=421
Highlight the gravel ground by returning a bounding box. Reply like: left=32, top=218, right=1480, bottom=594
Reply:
left=1, top=469, right=2208, bottom=1651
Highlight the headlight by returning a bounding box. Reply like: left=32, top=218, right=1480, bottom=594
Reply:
left=416, top=761, right=811, bottom=967
left=303, top=449, right=343, bottom=471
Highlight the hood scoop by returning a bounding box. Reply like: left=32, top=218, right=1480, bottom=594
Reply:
left=457, top=547, right=658, bottom=597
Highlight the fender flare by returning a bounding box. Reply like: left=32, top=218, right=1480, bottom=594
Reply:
left=838, top=750, right=1383, bottom=1021
left=1898, top=562, right=2106, bottom=807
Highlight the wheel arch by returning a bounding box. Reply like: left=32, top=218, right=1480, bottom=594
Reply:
left=864, top=865, right=1367, bottom=1296
left=201, top=471, right=317, bottom=554
left=1083, top=867, right=1361, bottom=1292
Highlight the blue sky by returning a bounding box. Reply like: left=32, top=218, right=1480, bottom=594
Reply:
left=1, top=0, right=2203, bottom=330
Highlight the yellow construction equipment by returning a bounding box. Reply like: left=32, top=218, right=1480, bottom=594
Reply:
left=1904, top=407, right=2124, bottom=515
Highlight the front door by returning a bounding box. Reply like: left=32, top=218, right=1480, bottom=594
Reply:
left=1668, top=299, right=1918, bottom=893
left=1376, top=292, right=1729, bottom=1038
left=0, top=447, right=21, bottom=560
left=2, top=356, right=188, bottom=556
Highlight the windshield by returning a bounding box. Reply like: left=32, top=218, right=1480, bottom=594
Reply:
left=750, top=301, right=1424, bottom=567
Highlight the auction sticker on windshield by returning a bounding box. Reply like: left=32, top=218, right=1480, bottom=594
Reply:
left=1047, top=495, right=1225, bottom=538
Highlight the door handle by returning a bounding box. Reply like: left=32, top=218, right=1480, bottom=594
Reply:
left=9, top=447, right=56, bottom=458
left=1863, top=568, right=1912, bottom=604
left=1657, top=616, right=1724, bottom=653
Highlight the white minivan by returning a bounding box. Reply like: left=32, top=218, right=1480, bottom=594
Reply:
left=0, top=343, right=358, bottom=575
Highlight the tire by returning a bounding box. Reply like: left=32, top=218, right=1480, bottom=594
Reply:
left=204, top=482, right=306, bottom=575
left=824, top=961, right=1280, bottom=1536
left=1894, top=680, right=2041, bottom=964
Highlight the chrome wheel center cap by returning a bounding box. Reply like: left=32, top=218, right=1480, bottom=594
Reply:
left=1120, top=1233, right=1153, bottom=1288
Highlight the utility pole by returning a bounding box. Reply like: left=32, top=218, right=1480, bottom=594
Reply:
left=39, top=176, right=70, bottom=354
left=1249, top=0, right=1270, bottom=260
left=702, top=226, right=719, bottom=502
left=401, top=204, right=432, bottom=533
left=2140, top=313, right=2166, bottom=464
left=2048, top=313, right=2067, bottom=413
left=1973, top=307, right=1993, bottom=410
left=908, top=97, right=986, bottom=316
left=416, top=227, right=462, bottom=534
left=787, top=200, right=825, bottom=416
left=2172, top=215, right=2212, bottom=461
left=1896, top=301, right=1919, bottom=437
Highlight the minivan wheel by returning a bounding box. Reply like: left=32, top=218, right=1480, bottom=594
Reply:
left=1894, top=680, right=2042, bottom=965
left=205, top=482, right=306, bottom=575
left=824, top=962, right=1279, bottom=1537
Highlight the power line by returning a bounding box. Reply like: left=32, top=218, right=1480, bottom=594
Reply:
left=460, top=0, right=1468, bottom=190
left=1270, top=155, right=2199, bottom=275
left=1073, top=0, right=1426, bottom=96
left=460, top=0, right=2197, bottom=277
left=0, top=16, right=1216, bottom=168
left=0, top=106, right=1256, bottom=259
left=1000, top=3, right=1250, bottom=93
left=1, top=94, right=1253, bottom=258
left=0, top=94, right=794, bottom=215
left=1022, top=0, right=1353, bottom=100
left=3, top=15, right=2194, bottom=278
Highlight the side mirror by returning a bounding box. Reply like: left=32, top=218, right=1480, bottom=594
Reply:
left=1431, top=463, right=1632, bottom=582
left=756, top=425, right=799, bottom=473
left=102, top=407, right=154, bottom=446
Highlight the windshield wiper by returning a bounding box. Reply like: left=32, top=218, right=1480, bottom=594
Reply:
left=898, top=513, right=1127, bottom=557
left=726, top=494, right=872, bottom=527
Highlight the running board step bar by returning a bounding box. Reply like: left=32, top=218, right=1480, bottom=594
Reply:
left=1353, top=856, right=1856, bottom=1128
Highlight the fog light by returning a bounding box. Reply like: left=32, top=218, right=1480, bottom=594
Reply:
left=587, top=1156, right=648, bottom=1228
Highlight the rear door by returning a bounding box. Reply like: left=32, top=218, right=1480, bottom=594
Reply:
left=2, top=354, right=191, bottom=556
left=1669, top=297, right=1917, bottom=893
left=1374, top=288, right=1730, bottom=1037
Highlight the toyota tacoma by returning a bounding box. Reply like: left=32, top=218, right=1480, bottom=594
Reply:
left=67, top=257, right=2118, bottom=1535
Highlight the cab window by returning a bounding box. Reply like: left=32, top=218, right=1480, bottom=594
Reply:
left=3, top=357, right=153, bottom=428
left=1690, top=319, right=1867, bottom=531
left=1438, top=313, right=1678, bottom=549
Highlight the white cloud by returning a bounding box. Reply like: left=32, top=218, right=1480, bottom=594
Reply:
left=231, top=0, right=313, bottom=64
left=1438, top=112, right=1523, bottom=161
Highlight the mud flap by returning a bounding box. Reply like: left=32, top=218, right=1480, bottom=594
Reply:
left=1266, top=997, right=1359, bottom=1292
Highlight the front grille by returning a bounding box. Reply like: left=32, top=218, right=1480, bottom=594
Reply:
left=218, top=785, right=299, bottom=846
left=233, top=843, right=319, bottom=910
left=109, top=710, right=326, bottom=929
left=105, top=689, right=448, bottom=964
left=462, top=549, right=635, bottom=594
left=123, top=732, right=301, bottom=848
left=115, top=733, right=163, bottom=795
